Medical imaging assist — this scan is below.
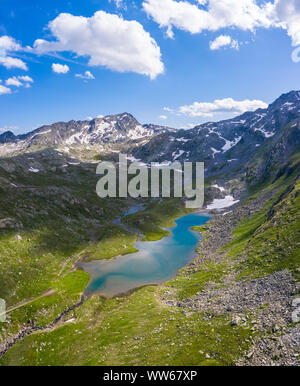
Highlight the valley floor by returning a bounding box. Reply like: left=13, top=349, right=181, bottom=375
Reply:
left=0, top=145, right=299, bottom=365
left=1, top=91, right=300, bottom=366
left=0, top=174, right=299, bottom=366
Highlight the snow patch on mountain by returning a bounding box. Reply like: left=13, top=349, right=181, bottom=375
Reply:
left=28, top=167, right=40, bottom=173
left=212, top=184, right=226, bottom=192
left=221, top=136, right=242, bottom=152
left=211, top=147, right=221, bottom=158
left=207, top=195, right=239, bottom=210
left=172, top=150, right=185, bottom=160
left=254, top=126, right=275, bottom=138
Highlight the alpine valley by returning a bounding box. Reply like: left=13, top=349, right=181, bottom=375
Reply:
left=0, top=90, right=299, bottom=366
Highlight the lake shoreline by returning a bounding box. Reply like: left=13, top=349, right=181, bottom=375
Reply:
left=78, top=211, right=211, bottom=298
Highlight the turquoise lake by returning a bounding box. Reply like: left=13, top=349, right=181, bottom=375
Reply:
left=79, top=212, right=210, bottom=298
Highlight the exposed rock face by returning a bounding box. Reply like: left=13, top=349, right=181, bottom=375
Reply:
left=0, top=113, right=172, bottom=155
left=0, top=90, right=299, bottom=366
left=0, top=131, right=16, bottom=143
left=0, top=218, right=22, bottom=229
left=161, top=185, right=300, bottom=366
left=133, top=91, right=300, bottom=178
left=1, top=91, right=299, bottom=191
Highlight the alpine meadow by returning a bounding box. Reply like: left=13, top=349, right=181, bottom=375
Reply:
left=0, top=0, right=299, bottom=371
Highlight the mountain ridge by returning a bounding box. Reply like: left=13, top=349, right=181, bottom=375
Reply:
left=0, top=112, right=173, bottom=156
left=0, top=91, right=299, bottom=366
left=1, top=90, right=299, bottom=188
left=132, top=90, right=300, bottom=179
left=2, top=90, right=300, bottom=152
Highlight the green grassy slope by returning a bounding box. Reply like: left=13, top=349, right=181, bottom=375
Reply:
left=0, top=151, right=139, bottom=336
left=225, top=154, right=300, bottom=281
left=1, top=144, right=299, bottom=366
left=0, top=286, right=253, bottom=366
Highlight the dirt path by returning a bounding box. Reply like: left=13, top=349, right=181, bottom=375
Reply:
left=6, top=289, right=56, bottom=315
left=0, top=295, right=86, bottom=359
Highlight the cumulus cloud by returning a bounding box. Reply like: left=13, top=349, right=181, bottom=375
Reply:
left=75, top=70, right=95, bottom=80
left=0, top=55, right=28, bottom=70
left=0, top=84, right=11, bottom=95
left=0, top=35, right=21, bottom=51
left=274, top=0, right=300, bottom=46
left=5, top=75, right=34, bottom=88
left=33, top=11, right=164, bottom=79
left=5, top=76, right=22, bottom=87
left=210, top=35, right=239, bottom=50
left=159, top=115, right=167, bottom=120
left=0, top=35, right=28, bottom=70
left=143, top=0, right=300, bottom=47
left=18, top=75, right=33, bottom=83
left=143, top=0, right=274, bottom=39
left=52, top=63, right=70, bottom=74
left=174, top=97, right=268, bottom=117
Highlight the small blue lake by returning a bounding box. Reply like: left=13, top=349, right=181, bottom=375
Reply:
left=79, top=212, right=210, bottom=298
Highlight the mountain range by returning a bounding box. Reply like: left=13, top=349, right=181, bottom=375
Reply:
left=1, top=91, right=299, bottom=181
left=133, top=91, right=300, bottom=179
left=0, top=113, right=172, bottom=156
left=0, top=90, right=299, bottom=366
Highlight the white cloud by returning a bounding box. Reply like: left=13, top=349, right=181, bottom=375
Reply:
left=143, top=0, right=300, bottom=47
left=5, top=76, right=22, bottom=87
left=143, top=0, right=274, bottom=39
left=0, top=125, right=18, bottom=132
left=52, top=63, right=70, bottom=74
left=159, top=115, right=167, bottom=120
left=0, top=35, right=21, bottom=52
left=5, top=75, right=34, bottom=88
left=231, top=39, right=240, bottom=50
left=109, top=0, right=125, bottom=8
left=0, top=56, right=28, bottom=70
left=181, top=123, right=197, bottom=129
left=163, top=107, right=174, bottom=113
left=0, top=84, right=11, bottom=95
left=210, top=35, right=239, bottom=50
left=75, top=70, right=95, bottom=80
left=176, top=97, right=268, bottom=117
left=34, top=11, right=164, bottom=79
left=0, top=35, right=28, bottom=70
left=273, top=0, right=300, bottom=46
left=18, top=75, right=33, bottom=83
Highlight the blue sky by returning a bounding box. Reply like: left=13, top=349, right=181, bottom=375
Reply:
left=0, top=0, right=300, bottom=134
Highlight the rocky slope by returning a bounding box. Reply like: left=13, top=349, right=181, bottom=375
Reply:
left=162, top=160, right=300, bottom=366
left=133, top=91, right=300, bottom=178
left=0, top=90, right=299, bottom=366
left=0, top=113, right=172, bottom=156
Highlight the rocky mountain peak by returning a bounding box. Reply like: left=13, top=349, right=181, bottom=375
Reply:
left=0, top=131, right=17, bottom=143
left=132, top=90, right=300, bottom=175
left=0, top=112, right=171, bottom=155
